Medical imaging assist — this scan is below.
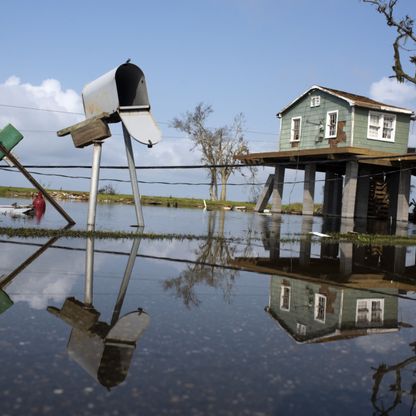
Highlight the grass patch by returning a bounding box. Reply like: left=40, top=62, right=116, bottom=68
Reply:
left=0, top=226, right=225, bottom=241
left=0, top=185, right=321, bottom=213
left=1, top=226, right=415, bottom=247
left=330, top=232, right=416, bottom=246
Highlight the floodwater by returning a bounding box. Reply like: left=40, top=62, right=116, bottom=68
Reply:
left=1, top=199, right=416, bottom=415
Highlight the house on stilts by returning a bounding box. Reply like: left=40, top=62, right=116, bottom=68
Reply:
left=239, top=85, right=415, bottom=222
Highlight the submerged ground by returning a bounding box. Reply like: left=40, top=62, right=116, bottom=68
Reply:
left=1, top=197, right=416, bottom=415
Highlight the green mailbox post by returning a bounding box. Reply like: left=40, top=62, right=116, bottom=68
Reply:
left=0, top=123, right=75, bottom=225
left=0, top=290, right=13, bottom=315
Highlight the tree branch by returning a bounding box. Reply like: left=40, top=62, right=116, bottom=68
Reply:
left=363, top=0, right=416, bottom=84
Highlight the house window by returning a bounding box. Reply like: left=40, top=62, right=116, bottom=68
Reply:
left=290, top=117, right=302, bottom=142
left=314, top=294, right=326, bottom=323
left=367, top=111, right=396, bottom=142
left=325, top=110, right=338, bottom=138
left=356, top=299, right=384, bottom=326
left=310, top=96, right=321, bottom=107
left=280, top=285, right=291, bottom=311
left=296, top=323, right=307, bottom=335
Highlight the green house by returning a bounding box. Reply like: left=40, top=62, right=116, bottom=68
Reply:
left=266, top=275, right=399, bottom=344
left=278, top=85, right=414, bottom=154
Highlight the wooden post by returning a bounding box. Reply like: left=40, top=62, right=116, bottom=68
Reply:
left=0, top=143, right=75, bottom=225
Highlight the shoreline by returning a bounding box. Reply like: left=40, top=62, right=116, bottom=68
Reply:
left=0, top=186, right=322, bottom=214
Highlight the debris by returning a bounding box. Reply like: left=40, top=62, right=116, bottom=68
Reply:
left=308, top=231, right=330, bottom=238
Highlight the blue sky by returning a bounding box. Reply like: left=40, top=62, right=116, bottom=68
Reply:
left=1, top=0, right=416, bottom=202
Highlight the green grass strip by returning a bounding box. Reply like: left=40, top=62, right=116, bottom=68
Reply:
left=1, top=226, right=416, bottom=246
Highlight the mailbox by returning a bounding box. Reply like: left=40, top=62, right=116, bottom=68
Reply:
left=82, top=62, right=161, bottom=147
left=0, top=124, right=23, bottom=161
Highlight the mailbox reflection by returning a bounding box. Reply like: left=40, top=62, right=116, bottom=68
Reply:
left=48, top=237, right=149, bottom=389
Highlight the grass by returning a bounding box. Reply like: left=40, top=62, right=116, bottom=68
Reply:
left=0, top=185, right=322, bottom=213
left=1, top=225, right=416, bottom=246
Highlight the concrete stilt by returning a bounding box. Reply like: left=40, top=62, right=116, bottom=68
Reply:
left=394, top=225, right=407, bottom=273
left=255, top=174, right=274, bottom=212
left=396, top=169, right=411, bottom=223
left=322, top=172, right=343, bottom=216
left=387, top=171, right=399, bottom=221
left=341, top=161, right=359, bottom=219
left=355, top=166, right=370, bottom=219
left=320, top=216, right=340, bottom=259
left=299, top=216, right=313, bottom=267
left=339, top=219, right=354, bottom=276
left=271, top=166, right=285, bottom=213
left=270, top=215, right=282, bottom=262
left=302, top=164, right=316, bottom=216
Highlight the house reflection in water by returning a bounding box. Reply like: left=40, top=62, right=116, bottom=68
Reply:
left=234, top=215, right=415, bottom=344
left=265, top=276, right=398, bottom=343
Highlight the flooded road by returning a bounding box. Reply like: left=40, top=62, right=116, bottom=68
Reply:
left=1, top=199, right=416, bottom=415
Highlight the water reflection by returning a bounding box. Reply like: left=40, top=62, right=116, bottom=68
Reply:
left=163, top=211, right=241, bottom=307
left=237, top=215, right=413, bottom=283
left=47, top=236, right=149, bottom=389
left=371, top=342, right=416, bottom=415
left=0, top=234, right=64, bottom=315
left=233, top=214, right=416, bottom=415
left=3, top=206, right=416, bottom=414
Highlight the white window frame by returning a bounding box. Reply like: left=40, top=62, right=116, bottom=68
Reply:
left=355, top=299, right=384, bottom=326
left=325, top=110, right=338, bottom=138
left=296, top=323, right=307, bottom=335
left=290, top=116, right=302, bottom=142
left=367, top=111, right=396, bottom=142
left=310, top=95, right=321, bottom=107
left=280, top=285, right=291, bottom=311
left=314, top=294, right=327, bottom=323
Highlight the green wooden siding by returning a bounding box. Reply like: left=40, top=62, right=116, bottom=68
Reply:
left=269, top=276, right=341, bottom=340
left=269, top=277, right=398, bottom=341
left=353, top=107, right=410, bottom=154
left=340, top=288, right=398, bottom=329
left=279, top=91, right=352, bottom=151
left=278, top=90, right=411, bottom=154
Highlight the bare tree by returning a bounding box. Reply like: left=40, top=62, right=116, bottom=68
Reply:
left=364, top=0, right=416, bottom=84
left=172, top=103, right=253, bottom=201
left=217, top=113, right=252, bottom=201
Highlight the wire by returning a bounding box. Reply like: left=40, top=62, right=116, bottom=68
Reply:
left=0, top=166, right=263, bottom=186
left=0, top=102, right=279, bottom=138
left=0, top=164, right=411, bottom=187
left=0, top=103, right=84, bottom=116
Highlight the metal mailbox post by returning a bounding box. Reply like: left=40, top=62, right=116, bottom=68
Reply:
left=58, top=62, right=161, bottom=289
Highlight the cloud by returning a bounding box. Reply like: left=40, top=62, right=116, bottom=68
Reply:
left=0, top=75, right=271, bottom=200
left=4, top=246, right=84, bottom=310
left=0, top=76, right=204, bottom=194
left=354, top=332, right=406, bottom=354
left=369, top=77, right=416, bottom=108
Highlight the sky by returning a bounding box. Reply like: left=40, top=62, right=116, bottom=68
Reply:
left=1, top=0, right=416, bottom=203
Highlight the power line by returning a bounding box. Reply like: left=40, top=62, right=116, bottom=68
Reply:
left=18, top=129, right=273, bottom=143
left=0, top=102, right=279, bottom=137
left=0, top=166, right=262, bottom=186
left=0, top=164, right=412, bottom=187
left=0, top=103, right=84, bottom=116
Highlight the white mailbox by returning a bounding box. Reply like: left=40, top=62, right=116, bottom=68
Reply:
left=82, top=62, right=161, bottom=147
